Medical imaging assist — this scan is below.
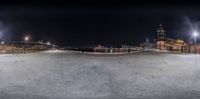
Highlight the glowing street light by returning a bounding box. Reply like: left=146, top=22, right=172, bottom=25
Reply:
left=1, top=41, right=4, bottom=44
left=47, top=42, right=50, bottom=45
left=25, top=36, right=29, bottom=41
left=193, top=31, right=199, bottom=54
left=1, top=41, right=5, bottom=52
left=24, top=36, right=30, bottom=53
left=193, top=31, right=199, bottom=37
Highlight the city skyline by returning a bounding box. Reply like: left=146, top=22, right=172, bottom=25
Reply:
left=0, top=1, right=199, bottom=47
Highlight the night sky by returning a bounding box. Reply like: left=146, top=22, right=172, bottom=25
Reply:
left=0, top=1, right=200, bottom=47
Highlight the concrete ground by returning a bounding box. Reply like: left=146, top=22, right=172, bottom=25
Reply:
left=0, top=50, right=200, bottom=99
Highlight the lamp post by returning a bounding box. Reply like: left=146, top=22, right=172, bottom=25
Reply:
left=47, top=41, right=50, bottom=45
left=1, top=41, right=4, bottom=52
left=193, top=31, right=198, bottom=54
left=1, top=41, right=4, bottom=44
left=24, top=36, right=29, bottom=53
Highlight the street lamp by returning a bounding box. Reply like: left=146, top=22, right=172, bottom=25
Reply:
left=1, top=41, right=4, bottom=52
left=47, top=41, right=50, bottom=45
left=25, top=36, right=29, bottom=41
left=193, top=31, right=199, bottom=54
left=24, top=36, right=29, bottom=53
left=1, top=41, right=4, bottom=44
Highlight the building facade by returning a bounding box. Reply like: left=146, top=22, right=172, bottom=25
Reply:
left=155, top=24, right=186, bottom=51
left=156, top=24, right=166, bottom=50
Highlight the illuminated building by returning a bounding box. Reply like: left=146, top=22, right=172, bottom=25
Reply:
left=94, top=44, right=109, bottom=53
left=156, top=24, right=166, bottom=50
left=0, top=41, right=55, bottom=53
left=93, top=44, right=142, bottom=53
left=165, top=39, right=186, bottom=51
left=155, top=24, right=187, bottom=52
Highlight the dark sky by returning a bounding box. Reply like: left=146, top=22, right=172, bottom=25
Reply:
left=0, top=1, right=200, bottom=47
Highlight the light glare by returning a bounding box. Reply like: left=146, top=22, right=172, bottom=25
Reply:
left=193, top=31, right=199, bottom=37
left=25, top=36, right=29, bottom=41
left=47, top=42, right=50, bottom=45
left=1, top=41, right=4, bottom=44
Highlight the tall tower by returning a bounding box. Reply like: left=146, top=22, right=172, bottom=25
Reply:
left=156, top=24, right=166, bottom=50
